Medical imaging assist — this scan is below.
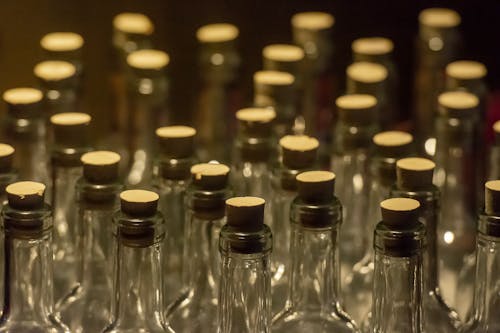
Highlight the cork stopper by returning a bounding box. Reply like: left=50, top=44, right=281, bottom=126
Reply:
left=120, top=189, right=159, bottom=217
left=291, top=12, right=335, bottom=30
left=113, top=13, right=154, bottom=35
left=3, top=88, right=43, bottom=105
left=335, top=94, right=378, bottom=124
left=156, top=126, right=196, bottom=158
left=396, top=157, right=435, bottom=190
left=373, top=131, right=413, bottom=157
left=6, top=181, right=46, bottom=210
left=191, top=163, right=230, bottom=190
left=419, top=8, right=461, bottom=28
left=196, top=23, right=239, bottom=43
left=279, top=135, right=319, bottom=169
left=485, top=180, right=500, bottom=215
left=126, top=49, right=170, bottom=70
left=226, top=196, right=265, bottom=232
left=81, top=151, right=120, bottom=183
left=380, top=198, right=420, bottom=228
left=263, top=44, right=305, bottom=64
left=352, top=37, right=394, bottom=56
left=347, top=61, right=388, bottom=84
left=236, top=108, right=276, bottom=137
left=40, top=32, right=84, bottom=52
left=0, top=144, right=15, bottom=173
left=438, top=91, right=479, bottom=118
left=254, top=70, right=295, bottom=86
left=446, top=60, right=487, bottom=80
left=34, top=60, right=76, bottom=81
left=50, top=112, right=91, bottom=146
left=297, top=171, right=335, bottom=203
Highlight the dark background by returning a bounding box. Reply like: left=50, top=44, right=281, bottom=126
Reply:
left=0, top=0, right=499, bottom=141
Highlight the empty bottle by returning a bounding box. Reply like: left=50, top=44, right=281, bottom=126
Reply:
left=461, top=180, right=500, bottom=332
left=488, top=120, right=500, bottom=180
left=167, top=163, right=232, bottom=332
left=103, top=189, right=174, bottom=333
left=40, top=32, right=84, bottom=78
left=391, top=157, right=461, bottom=332
left=0, top=181, right=69, bottom=332
left=218, top=196, right=272, bottom=333
left=59, top=151, right=123, bottom=332
left=272, top=171, right=359, bottom=332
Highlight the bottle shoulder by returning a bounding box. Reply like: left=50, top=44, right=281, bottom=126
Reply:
left=272, top=309, right=359, bottom=333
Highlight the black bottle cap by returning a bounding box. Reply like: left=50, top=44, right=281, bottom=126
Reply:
left=126, top=49, right=169, bottom=77
left=396, top=157, right=435, bottom=191
left=6, top=181, right=46, bottom=210
left=50, top=112, right=91, bottom=147
left=191, top=163, right=230, bottom=190
left=352, top=37, right=394, bottom=63
left=279, top=135, right=319, bottom=169
left=262, top=44, right=305, bottom=75
left=297, top=171, right=335, bottom=204
left=120, top=189, right=159, bottom=217
left=3, top=87, right=44, bottom=119
left=437, top=91, right=479, bottom=118
left=380, top=198, right=420, bottom=228
left=226, top=196, right=265, bottom=232
left=373, top=131, right=413, bottom=157
left=346, top=61, right=388, bottom=93
left=236, top=108, right=276, bottom=138
left=253, top=70, right=295, bottom=107
left=156, top=126, right=196, bottom=158
left=335, top=94, right=378, bottom=125
left=485, top=180, right=500, bottom=216
left=0, top=144, right=15, bottom=173
left=81, top=151, right=121, bottom=183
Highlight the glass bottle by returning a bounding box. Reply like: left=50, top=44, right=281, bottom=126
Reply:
left=343, top=130, right=414, bottom=324
left=345, top=61, right=388, bottom=129
left=270, top=134, right=319, bottom=313
left=488, top=121, right=500, bottom=180
left=153, top=126, right=197, bottom=304
left=351, top=37, right=397, bottom=127
left=331, top=94, right=379, bottom=282
left=391, top=157, right=461, bottom=332
left=272, top=171, right=359, bottom=332
left=166, top=162, right=232, bottom=332
left=364, top=198, right=426, bottom=333
left=103, top=189, right=174, bottom=333
left=461, top=180, right=500, bottom=332
left=218, top=196, right=272, bottom=333
left=49, top=112, right=92, bottom=305
left=254, top=70, right=297, bottom=138
left=195, top=23, right=241, bottom=163
left=59, top=151, right=123, bottom=332
left=124, top=49, right=170, bottom=187
left=2, top=87, right=49, bottom=183
left=433, top=91, right=480, bottom=311
left=414, top=8, right=461, bottom=150
left=231, top=107, right=276, bottom=199
left=291, top=11, right=335, bottom=139
left=0, top=181, right=69, bottom=332
left=40, top=32, right=84, bottom=80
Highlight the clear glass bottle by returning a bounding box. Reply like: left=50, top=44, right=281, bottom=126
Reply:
left=40, top=32, right=84, bottom=80
left=2, top=87, right=49, bottom=183
left=488, top=121, right=500, bottom=180
left=390, top=157, right=461, bottom=332
left=433, top=91, right=480, bottom=311
left=272, top=171, right=359, bottom=332
left=195, top=23, right=241, bottom=163
left=103, top=189, right=174, bottom=333
left=0, top=181, right=69, bottom=332
left=343, top=130, right=413, bottom=324
left=269, top=134, right=319, bottom=313
left=231, top=107, right=276, bottom=199
left=166, top=162, right=232, bottom=332
left=153, top=126, right=197, bottom=305
left=461, top=180, right=500, bottom=332
left=218, top=196, right=272, bottom=333
left=49, top=112, right=92, bottom=305
left=331, top=94, right=379, bottom=282
left=364, top=198, right=426, bottom=333
left=124, top=49, right=170, bottom=187
left=59, top=151, right=123, bottom=332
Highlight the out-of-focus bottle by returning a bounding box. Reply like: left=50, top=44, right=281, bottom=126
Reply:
left=2, top=88, right=49, bottom=183
left=103, top=189, right=174, bottom=333
left=433, top=91, right=480, bottom=310
left=40, top=32, right=84, bottom=79
left=263, top=44, right=304, bottom=80
left=331, top=94, right=379, bottom=281
left=166, top=162, right=232, bottom=332
left=391, top=157, right=461, bottom=332
left=153, top=125, right=197, bottom=304
left=270, top=134, right=319, bottom=313
left=363, top=198, right=425, bottom=333
left=0, top=181, right=70, bottom=333
left=124, top=49, right=170, bottom=187
left=272, top=171, right=359, bottom=332
left=49, top=112, right=92, bottom=305
left=231, top=107, right=276, bottom=198
left=254, top=70, right=297, bottom=138
left=461, top=180, right=500, bottom=333
left=343, top=130, right=413, bottom=324
left=346, top=62, right=389, bottom=128
left=195, top=23, right=241, bottom=163
left=414, top=8, right=462, bottom=149
left=59, top=151, right=122, bottom=332
left=351, top=37, right=397, bottom=127
left=291, top=11, right=335, bottom=138
left=488, top=120, right=500, bottom=180
left=218, top=196, right=272, bottom=333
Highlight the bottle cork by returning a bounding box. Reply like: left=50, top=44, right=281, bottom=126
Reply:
left=335, top=94, right=378, bottom=125
left=226, top=196, right=265, bottom=232
left=113, top=12, right=154, bottom=35
left=40, top=32, right=84, bottom=52
left=34, top=60, right=76, bottom=82
left=126, top=49, right=169, bottom=77
left=0, top=144, right=14, bottom=173
left=6, top=181, right=46, bottom=210
left=3, top=87, right=43, bottom=119
left=347, top=61, right=388, bottom=84
left=262, top=44, right=305, bottom=74
left=292, top=11, right=334, bottom=31
left=419, top=8, right=461, bottom=29
left=156, top=126, right=196, bottom=158
left=380, top=198, right=420, bottom=228
left=437, top=91, right=479, bottom=118
left=297, top=170, right=335, bottom=204
left=196, top=23, right=239, bottom=44
left=494, top=120, right=500, bottom=144
left=120, top=189, right=159, bottom=217
left=191, top=163, right=230, bottom=190
left=446, top=60, right=487, bottom=81
left=485, top=180, right=500, bottom=216
left=236, top=108, right=276, bottom=137
left=253, top=70, right=295, bottom=108
left=50, top=112, right=91, bottom=147
left=373, top=131, right=413, bottom=157
left=352, top=37, right=394, bottom=57
left=81, top=151, right=121, bottom=183
left=396, top=157, right=435, bottom=191
left=279, top=135, right=319, bottom=169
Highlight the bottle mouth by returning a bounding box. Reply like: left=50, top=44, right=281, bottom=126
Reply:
left=374, top=222, right=426, bottom=257
left=478, top=215, right=500, bottom=238
left=2, top=205, right=52, bottom=239
left=219, top=224, right=272, bottom=255
left=113, top=211, right=164, bottom=248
